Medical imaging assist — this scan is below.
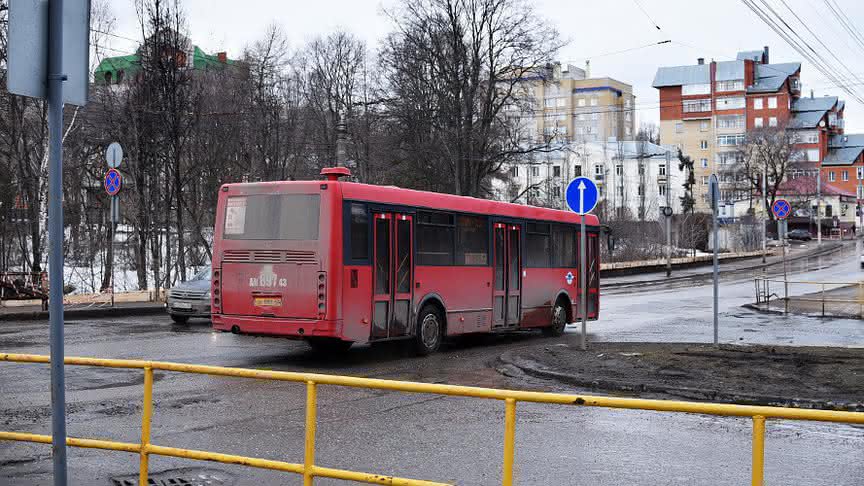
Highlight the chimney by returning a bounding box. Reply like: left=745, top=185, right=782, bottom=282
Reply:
left=585, top=60, right=591, bottom=78
left=762, top=45, right=769, bottom=64
left=217, top=52, right=227, bottom=63
left=697, top=58, right=705, bottom=65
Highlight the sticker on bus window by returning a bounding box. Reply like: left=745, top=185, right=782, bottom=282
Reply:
left=225, top=197, right=247, bottom=235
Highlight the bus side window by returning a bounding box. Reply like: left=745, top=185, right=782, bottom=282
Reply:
left=526, top=222, right=551, bottom=268
left=349, top=203, right=369, bottom=261
left=552, top=225, right=576, bottom=267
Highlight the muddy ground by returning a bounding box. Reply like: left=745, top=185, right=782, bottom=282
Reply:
left=502, top=342, right=864, bottom=410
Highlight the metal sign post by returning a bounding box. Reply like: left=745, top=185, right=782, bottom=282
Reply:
left=772, top=199, right=791, bottom=314
left=565, top=177, right=599, bottom=351
left=7, top=2, right=90, bottom=483
left=105, top=143, right=123, bottom=307
left=665, top=150, right=672, bottom=277
left=708, top=174, right=720, bottom=346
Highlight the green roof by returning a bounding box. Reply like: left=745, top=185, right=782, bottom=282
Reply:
left=94, top=45, right=235, bottom=83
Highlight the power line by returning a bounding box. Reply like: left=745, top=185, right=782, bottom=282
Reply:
left=564, top=39, right=672, bottom=63
left=631, top=0, right=662, bottom=31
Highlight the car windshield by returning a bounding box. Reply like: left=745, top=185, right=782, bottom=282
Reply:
left=191, top=267, right=211, bottom=281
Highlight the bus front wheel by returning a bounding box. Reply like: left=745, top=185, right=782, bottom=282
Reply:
left=542, top=302, right=568, bottom=337
left=414, top=305, right=443, bottom=355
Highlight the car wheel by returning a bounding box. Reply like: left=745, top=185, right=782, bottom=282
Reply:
left=306, top=337, right=353, bottom=354
left=171, top=315, right=189, bottom=324
left=542, top=301, right=568, bottom=337
left=414, top=305, right=444, bottom=355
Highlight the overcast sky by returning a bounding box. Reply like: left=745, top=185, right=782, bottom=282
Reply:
left=105, top=0, right=864, bottom=132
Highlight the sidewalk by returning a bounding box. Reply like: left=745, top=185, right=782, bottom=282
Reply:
left=0, top=300, right=166, bottom=321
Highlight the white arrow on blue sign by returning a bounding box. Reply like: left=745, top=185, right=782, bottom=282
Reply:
left=565, top=177, right=599, bottom=215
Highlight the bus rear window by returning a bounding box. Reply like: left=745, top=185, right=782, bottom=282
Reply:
left=223, top=194, right=320, bottom=240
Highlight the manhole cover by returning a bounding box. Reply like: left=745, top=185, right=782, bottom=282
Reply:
left=111, top=467, right=234, bottom=486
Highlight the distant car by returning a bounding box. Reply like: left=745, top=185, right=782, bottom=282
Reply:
left=786, top=229, right=812, bottom=241
left=860, top=254, right=864, bottom=269
left=165, top=266, right=211, bottom=324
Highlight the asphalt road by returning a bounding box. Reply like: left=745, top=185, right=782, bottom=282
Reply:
left=1, top=242, right=863, bottom=485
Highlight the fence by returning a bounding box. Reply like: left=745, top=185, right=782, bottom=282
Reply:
left=754, top=277, right=864, bottom=317
left=2, top=353, right=864, bottom=486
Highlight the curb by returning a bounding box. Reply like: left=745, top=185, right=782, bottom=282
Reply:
left=603, top=241, right=845, bottom=290
left=0, top=304, right=167, bottom=321
left=498, top=350, right=864, bottom=412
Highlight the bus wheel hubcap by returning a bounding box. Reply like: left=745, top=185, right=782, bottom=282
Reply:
left=421, top=314, right=439, bottom=348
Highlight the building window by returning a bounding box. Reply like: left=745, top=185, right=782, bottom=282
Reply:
left=768, top=97, right=778, bottom=109
left=530, top=166, right=539, bottom=177
left=715, top=79, right=744, bottom=92
left=682, top=83, right=711, bottom=95
left=700, top=120, right=709, bottom=132
left=717, top=134, right=746, bottom=146
left=615, top=186, right=623, bottom=197
left=637, top=184, right=645, bottom=196
left=544, top=98, right=556, bottom=108
left=659, top=164, right=666, bottom=176
left=591, top=113, right=599, bottom=121
left=700, top=140, right=709, bottom=150
left=796, top=130, right=819, bottom=144
left=858, top=167, right=863, bottom=180
left=754, top=117, right=763, bottom=128
left=701, top=158, right=708, bottom=168
left=753, top=98, right=763, bottom=110
left=594, top=164, right=604, bottom=180
left=829, top=171, right=836, bottom=182
left=716, top=115, right=745, bottom=129
left=557, top=98, right=566, bottom=107
left=807, top=149, right=820, bottom=162
left=683, top=99, right=712, bottom=113
left=675, top=122, right=684, bottom=133
left=509, top=166, right=519, bottom=177
left=574, top=165, right=582, bottom=177
left=702, top=176, right=709, bottom=185
left=825, top=204, right=833, bottom=217
left=768, top=117, right=778, bottom=127
left=659, top=185, right=667, bottom=196
left=716, top=96, right=745, bottom=110
left=552, top=186, right=561, bottom=197
left=553, top=165, right=561, bottom=177
left=577, top=98, right=585, bottom=107
left=843, top=170, right=849, bottom=181
left=615, top=164, right=623, bottom=176
left=859, top=185, right=864, bottom=199
left=590, top=97, right=598, bottom=106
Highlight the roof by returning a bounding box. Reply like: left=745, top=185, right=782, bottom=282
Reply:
left=652, top=64, right=710, bottom=87
left=746, top=62, right=801, bottom=93
left=609, top=141, right=669, bottom=159
left=94, top=54, right=140, bottom=77
left=193, top=46, right=236, bottom=69
left=829, top=134, right=864, bottom=148
left=792, top=96, right=838, bottom=112
left=777, top=175, right=854, bottom=197
left=789, top=111, right=826, bottom=129
left=715, top=61, right=744, bottom=81
left=822, top=147, right=864, bottom=166
left=737, top=50, right=764, bottom=61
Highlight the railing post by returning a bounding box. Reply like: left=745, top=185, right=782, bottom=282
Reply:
left=751, top=415, right=766, bottom=486
left=304, top=381, right=317, bottom=486
left=822, top=284, right=826, bottom=317
left=139, top=367, right=154, bottom=486
left=858, top=282, right=863, bottom=318
left=502, top=398, right=517, bottom=486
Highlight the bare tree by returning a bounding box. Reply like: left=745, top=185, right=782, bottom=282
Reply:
left=736, top=125, right=800, bottom=221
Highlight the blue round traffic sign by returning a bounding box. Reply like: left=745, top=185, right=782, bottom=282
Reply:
left=104, top=168, right=122, bottom=196
left=565, top=177, right=599, bottom=215
left=771, top=198, right=791, bottom=220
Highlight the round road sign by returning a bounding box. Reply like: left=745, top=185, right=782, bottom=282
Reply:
left=106, top=142, right=123, bottom=168
left=771, top=198, right=791, bottom=220
left=565, top=177, right=599, bottom=215
left=104, top=169, right=122, bottom=196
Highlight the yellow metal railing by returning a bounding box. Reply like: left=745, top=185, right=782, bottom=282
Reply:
left=2, top=353, right=864, bottom=486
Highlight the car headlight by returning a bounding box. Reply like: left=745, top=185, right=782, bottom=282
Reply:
left=204, top=290, right=211, bottom=300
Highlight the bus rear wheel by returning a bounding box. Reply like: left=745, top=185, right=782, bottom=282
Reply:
left=542, top=302, right=568, bottom=337
left=306, top=337, right=353, bottom=354
left=414, top=305, right=443, bottom=355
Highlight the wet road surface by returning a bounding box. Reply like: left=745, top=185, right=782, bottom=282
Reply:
left=1, top=242, right=863, bottom=485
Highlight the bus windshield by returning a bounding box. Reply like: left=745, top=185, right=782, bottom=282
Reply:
left=223, top=194, right=320, bottom=240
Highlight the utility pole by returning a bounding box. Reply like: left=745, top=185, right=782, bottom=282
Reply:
left=665, top=150, right=672, bottom=277
left=761, top=169, right=767, bottom=264
left=710, top=174, right=719, bottom=347
left=47, top=0, right=69, bottom=483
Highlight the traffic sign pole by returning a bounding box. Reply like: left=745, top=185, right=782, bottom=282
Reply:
left=47, top=0, right=69, bottom=483
left=709, top=174, right=719, bottom=347
left=565, top=177, right=599, bottom=351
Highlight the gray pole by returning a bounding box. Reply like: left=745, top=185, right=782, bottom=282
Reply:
left=711, top=174, right=719, bottom=346
left=580, top=217, right=587, bottom=350
left=761, top=170, right=767, bottom=264
left=47, top=0, right=69, bottom=484
left=665, top=150, right=672, bottom=277
left=817, top=170, right=822, bottom=246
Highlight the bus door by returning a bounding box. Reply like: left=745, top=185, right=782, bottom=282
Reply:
left=371, top=212, right=414, bottom=340
left=492, top=223, right=521, bottom=329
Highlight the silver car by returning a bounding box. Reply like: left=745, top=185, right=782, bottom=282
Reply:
left=165, top=266, right=211, bottom=323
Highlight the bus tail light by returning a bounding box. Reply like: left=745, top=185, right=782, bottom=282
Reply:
left=212, top=269, right=222, bottom=313
left=317, top=272, right=326, bottom=317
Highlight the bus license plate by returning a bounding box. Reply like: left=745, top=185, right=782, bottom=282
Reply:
left=254, top=297, right=282, bottom=307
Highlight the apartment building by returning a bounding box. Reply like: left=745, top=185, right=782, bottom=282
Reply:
left=516, top=62, right=637, bottom=145
left=652, top=46, right=853, bottom=217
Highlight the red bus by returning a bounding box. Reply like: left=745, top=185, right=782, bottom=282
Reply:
left=211, top=167, right=600, bottom=354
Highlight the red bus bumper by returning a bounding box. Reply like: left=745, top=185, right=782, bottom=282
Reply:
left=212, top=314, right=342, bottom=339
